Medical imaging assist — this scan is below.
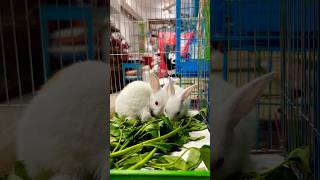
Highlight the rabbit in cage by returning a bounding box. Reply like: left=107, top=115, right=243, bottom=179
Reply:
left=211, top=72, right=276, bottom=179
left=16, top=61, right=107, bottom=180
left=169, top=72, right=278, bottom=179
left=163, top=77, right=197, bottom=121
left=115, top=73, right=171, bottom=121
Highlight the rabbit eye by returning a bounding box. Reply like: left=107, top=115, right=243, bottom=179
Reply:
left=155, top=101, right=158, bottom=106
left=176, top=112, right=180, bottom=116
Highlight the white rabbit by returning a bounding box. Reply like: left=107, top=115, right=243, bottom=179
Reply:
left=149, top=76, right=171, bottom=117
left=170, top=73, right=275, bottom=177
left=16, top=61, right=107, bottom=180
left=169, top=75, right=243, bottom=170
left=212, top=72, right=275, bottom=179
left=115, top=73, right=169, bottom=120
left=163, top=77, right=197, bottom=121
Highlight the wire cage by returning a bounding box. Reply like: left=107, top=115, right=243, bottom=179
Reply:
left=0, top=0, right=108, bottom=107
left=0, top=0, right=108, bottom=176
left=212, top=0, right=319, bottom=179
left=281, top=0, right=320, bottom=179
left=109, top=0, right=210, bottom=179
left=211, top=0, right=282, bottom=152
left=110, top=0, right=210, bottom=111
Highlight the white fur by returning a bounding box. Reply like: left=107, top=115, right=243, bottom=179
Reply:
left=163, top=78, right=195, bottom=120
left=115, top=74, right=169, bottom=120
left=16, top=61, right=107, bottom=179
left=115, top=81, right=152, bottom=120
left=159, top=77, right=180, bottom=87
left=169, top=73, right=275, bottom=177
left=149, top=87, right=169, bottom=117
left=211, top=72, right=275, bottom=179
left=168, top=78, right=237, bottom=170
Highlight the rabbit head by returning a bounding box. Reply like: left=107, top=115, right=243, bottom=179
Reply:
left=164, top=78, right=197, bottom=120
left=211, top=72, right=275, bottom=179
left=149, top=73, right=170, bottom=117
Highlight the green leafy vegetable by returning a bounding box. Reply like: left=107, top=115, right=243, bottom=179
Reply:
left=14, top=161, right=30, bottom=180
left=229, top=146, right=312, bottom=180
left=189, top=136, right=206, bottom=141
left=186, top=148, right=202, bottom=170
left=110, top=108, right=209, bottom=171
left=200, top=145, right=210, bottom=170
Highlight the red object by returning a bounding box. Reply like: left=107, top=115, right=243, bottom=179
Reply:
left=158, top=31, right=194, bottom=77
left=180, top=32, right=195, bottom=58
left=158, top=32, right=176, bottom=77
left=125, top=65, right=149, bottom=76
left=142, top=56, right=153, bottom=67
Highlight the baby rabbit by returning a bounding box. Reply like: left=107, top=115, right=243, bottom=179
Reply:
left=212, top=72, right=275, bottom=179
left=115, top=73, right=169, bottom=121
left=163, top=77, right=197, bottom=120
left=169, top=72, right=275, bottom=177
left=17, top=61, right=107, bottom=180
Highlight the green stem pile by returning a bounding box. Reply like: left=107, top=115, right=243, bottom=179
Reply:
left=110, top=109, right=209, bottom=170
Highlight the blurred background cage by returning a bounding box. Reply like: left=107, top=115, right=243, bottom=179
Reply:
left=281, top=0, right=319, bottom=179
left=211, top=0, right=281, bottom=152
left=110, top=0, right=210, bottom=110
left=0, top=0, right=108, bottom=174
left=0, top=0, right=108, bottom=106
left=212, top=0, right=319, bottom=179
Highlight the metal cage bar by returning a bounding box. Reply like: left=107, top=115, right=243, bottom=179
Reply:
left=281, top=0, right=320, bottom=179
left=0, top=1, right=107, bottom=106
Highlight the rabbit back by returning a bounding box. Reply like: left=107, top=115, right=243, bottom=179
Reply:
left=115, top=81, right=152, bottom=119
left=16, top=61, right=107, bottom=179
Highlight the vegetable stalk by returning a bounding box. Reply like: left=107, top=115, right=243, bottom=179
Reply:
left=110, top=117, right=192, bottom=157
left=127, top=148, right=158, bottom=170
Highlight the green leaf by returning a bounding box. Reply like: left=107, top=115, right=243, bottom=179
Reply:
left=144, top=123, right=159, bottom=138
left=162, top=116, right=173, bottom=131
left=7, top=175, right=24, bottom=180
left=122, top=131, right=133, bottom=139
left=171, top=134, right=189, bottom=146
left=34, top=170, right=54, bottom=180
left=187, top=119, right=208, bottom=132
left=200, top=145, right=210, bottom=170
left=263, top=166, right=298, bottom=180
left=14, top=161, right=30, bottom=180
left=188, top=136, right=206, bottom=141
left=286, top=146, right=311, bottom=174
left=158, top=120, right=164, bottom=128
left=110, top=108, right=210, bottom=171
left=125, top=119, right=139, bottom=126
left=186, top=148, right=202, bottom=170
left=145, top=142, right=172, bottom=153
left=118, top=153, right=148, bottom=167
left=0, top=175, right=9, bottom=180
left=110, top=136, right=118, bottom=143
left=162, top=155, right=188, bottom=170
left=110, top=125, right=120, bottom=137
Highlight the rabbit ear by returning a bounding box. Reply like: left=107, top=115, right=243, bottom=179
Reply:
left=219, top=72, right=275, bottom=130
left=181, top=84, right=197, bottom=102
left=149, top=73, right=160, bottom=92
left=163, top=76, right=171, bottom=91
left=167, top=77, right=175, bottom=96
